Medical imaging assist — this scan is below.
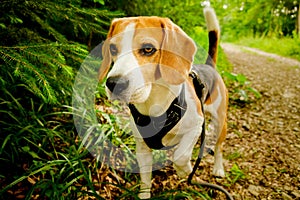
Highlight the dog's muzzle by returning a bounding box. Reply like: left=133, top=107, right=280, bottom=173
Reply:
left=106, top=76, right=129, bottom=95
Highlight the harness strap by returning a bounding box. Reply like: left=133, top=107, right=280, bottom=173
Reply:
left=188, top=71, right=206, bottom=183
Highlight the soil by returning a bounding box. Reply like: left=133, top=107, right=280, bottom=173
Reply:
left=217, top=43, right=300, bottom=199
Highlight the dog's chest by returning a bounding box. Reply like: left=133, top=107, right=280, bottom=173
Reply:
left=129, top=83, right=204, bottom=150
left=129, top=89, right=187, bottom=149
left=129, top=87, right=187, bottom=150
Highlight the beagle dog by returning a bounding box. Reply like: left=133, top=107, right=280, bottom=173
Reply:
left=98, top=7, right=227, bottom=199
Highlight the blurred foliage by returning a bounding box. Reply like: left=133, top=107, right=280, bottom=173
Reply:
left=105, top=0, right=205, bottom=34
left=210, top=0, right=299, bottom=39
left=105, top=0, right=300, bottom=39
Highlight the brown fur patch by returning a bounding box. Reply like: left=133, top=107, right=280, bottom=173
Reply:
left=205, top=30, right=219, bottom=68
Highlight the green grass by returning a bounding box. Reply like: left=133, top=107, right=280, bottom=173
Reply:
left=235, top=36, right=300, bottom=61
left=225, top=163, right=246, bottom=186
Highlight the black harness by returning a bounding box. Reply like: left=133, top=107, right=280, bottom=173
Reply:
left=128, top=71, right=206, bottom=150
left=128, top=86, right=187, bottom=150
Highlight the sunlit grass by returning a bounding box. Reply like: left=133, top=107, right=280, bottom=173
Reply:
left=235, top=36, right=300, bottom=61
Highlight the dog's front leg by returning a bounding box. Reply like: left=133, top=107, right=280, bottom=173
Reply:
left=136, top=138, right=152, bottom=199
left=172, top=121, right=203, bottom=179
left=172, top=138, right=194, bottom=178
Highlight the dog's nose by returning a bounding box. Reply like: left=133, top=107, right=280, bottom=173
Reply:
left=106, top=76, right=129, bottom=95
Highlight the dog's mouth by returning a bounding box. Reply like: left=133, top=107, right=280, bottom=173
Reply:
left=107, top=83, right=152, bottom=104
left=129, top=84, right=152, bottom=104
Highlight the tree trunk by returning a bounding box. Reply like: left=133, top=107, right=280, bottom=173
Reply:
left=298, top=3, right=300, bottom=36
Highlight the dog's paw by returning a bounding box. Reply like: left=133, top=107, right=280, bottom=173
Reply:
left=176, top=169, right=189, bottom=178
left=173, top=164, right=192, bottom=179
left=212, top=167, right=225, bottom=178
left=138, top=192, right=151, bottom=199
left=193, top=176, right=205, bottom=183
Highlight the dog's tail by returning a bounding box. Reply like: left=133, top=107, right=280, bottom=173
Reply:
left=204, top=7, right=220, bottom=68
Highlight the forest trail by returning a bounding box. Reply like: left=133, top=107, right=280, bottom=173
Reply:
left=220, top=43, right=300, bottom=199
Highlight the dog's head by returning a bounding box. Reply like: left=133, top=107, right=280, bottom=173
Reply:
left=98, top=17, right=196, bottom=103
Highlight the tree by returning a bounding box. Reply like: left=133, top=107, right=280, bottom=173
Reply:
left=297, top=3, right=300, bottom=38
left=212, top=0, right=299, bottom=38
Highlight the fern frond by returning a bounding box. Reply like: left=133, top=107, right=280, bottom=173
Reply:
left=27, top=12, right=67, bottom=42
left=0, top=43, right=85, bottom=104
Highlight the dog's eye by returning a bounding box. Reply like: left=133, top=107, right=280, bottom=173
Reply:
left=110, top=44, right=118, bottom=56
left=140, top=43, right=156, bottom=56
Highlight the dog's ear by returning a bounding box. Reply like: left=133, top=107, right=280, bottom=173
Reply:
left=98, top=20, right=118, bottom=81
left=98, top=40, right=111, bottom=81
left=159, top=18, right=197, bottom=85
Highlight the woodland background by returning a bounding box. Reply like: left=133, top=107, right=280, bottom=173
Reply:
left=0, top=0, right=299, bottom=199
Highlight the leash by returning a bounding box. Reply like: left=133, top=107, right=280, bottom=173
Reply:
left=188, top=72, right=234, bottom=200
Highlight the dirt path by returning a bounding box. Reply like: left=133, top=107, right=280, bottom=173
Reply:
left=220, top=43, right=300, bottom=199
